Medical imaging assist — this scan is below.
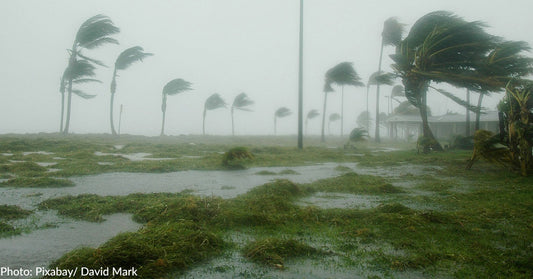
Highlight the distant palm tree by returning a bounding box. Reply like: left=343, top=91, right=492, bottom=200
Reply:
left=59, top=59, right=102, bottom=132
left=109, top=46, right=153, bottom=135
left=367, top=71, right=395, bottom=140
left=391, top=11, right=498, bottom=151
left=320, top=82, right=334, bottom=142
left=328, top=113, right=341, bottom=135
left=356, top=111, right=372, bottom=130
left=305, top=109, right=320, bottom=135
left=390, top=85, right=404, bottom=104
left=231, top=93, right=254, bottom=136
left=160, top=79, right=192, bottom=136
left=62, top=14, right=120, bottom=134
left=374, top=17, right=404, bottom=142
left=325, top=62, right=364, bottom=136
left=274, top=107, right=292, bottom=135
left=203, top=93, right=227, bottom=135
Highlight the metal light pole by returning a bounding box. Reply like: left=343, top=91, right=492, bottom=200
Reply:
left=297, top=0, right=304, bottom=149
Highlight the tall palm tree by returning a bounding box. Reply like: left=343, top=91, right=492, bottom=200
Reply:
left=109, top=46, right=153, bottom=135
left=366, top=71, right=395, bottom=133
left=473, top=41, right=533, bottom=131
left=203, top=93, right=227, bottom=135
left=231, top=93, right=254, bottom=136
left=356, top=111, right=372, bottom=130
left=391, top=11, right=497, bottom=151
left=325, top=62, right=364, bottom=136
left=305, top=109, right=320, bottom=135
left=374, top=17, right=404, bottom=142
left=328, top=113, right=341, bottom=135
left=160, top=78, right=192, bottom=136
left=62, top=14, right=120, bottom=134
left=371, top=72, right=395, bottom=141
left=320, top=82, right=334, bottom=142
left=274, top=107, right=292, bottom=135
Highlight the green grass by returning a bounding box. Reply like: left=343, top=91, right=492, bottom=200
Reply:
left=0, top=177, right=74, bottom=188
left=0, top=205, right=32, bottom=220
left=243, top=238, right=323, bottom=268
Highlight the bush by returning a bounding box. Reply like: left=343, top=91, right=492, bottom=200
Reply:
left=222, top=147, right=254, bottom=169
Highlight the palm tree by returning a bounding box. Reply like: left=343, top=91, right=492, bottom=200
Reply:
left=473, top=41, right=533, bottom=131
left=203, top=93, right=227, bottom=135
left=274, top=107, right=292, bottom=135
left=62, top=14, right=120, bottom=134
left=305, top=109, right=320, bottom=135
left=325, top=62, right=364, bottom=136
left=366, top=71, right=394, bottom=132
left=160, top=78, right=192, bottom=136
left=374, top=17, right=404, bottom=142
left=371, top=72, right=395, bottom=142
left=231, top=93, right=254, bottom=136
left=391, top=11, right=498, bottom=151
left=109, top=46, right=153, bottom=135
left=320, top=82, right=334, bottom=142
left=356, top=111, right=372, bottom=131
left=328, top=113, right=341, bottom=135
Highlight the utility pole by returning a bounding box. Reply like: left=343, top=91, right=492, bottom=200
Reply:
left=297, top=0, right=304, bottom=149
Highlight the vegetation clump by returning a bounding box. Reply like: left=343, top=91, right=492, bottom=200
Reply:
left=0, top=205, right=32, bottom=220
left=222, top=146, right=254, bottom=169
left=243, top=238, right=320, bottom=268
left=1, top=177, right=74, bottom=188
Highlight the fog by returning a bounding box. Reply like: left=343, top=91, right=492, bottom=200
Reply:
left=1, top=0, right=532, bottom=136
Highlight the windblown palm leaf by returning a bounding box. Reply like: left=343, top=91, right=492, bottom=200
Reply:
left=64, top=60, right=97, bottom=81
left=325, top=62, right=364, bottom=87
left=205, top=93, right=227, bottom=110
left=232, top=93, right=254, bottom=111
left=329, top=113, right=341, bottom=122
left=115, top=46, right=154, bottom=70
left=382, top=17, right=405, bottom=46
left=163, top=79, right=193, bottom=96
left=75, top=15, right=120, bottom=49
left=307, top=109, right=320, bottom=119
left=71, top=89, right=96, bottom=99
left=391, top=85, right=404, bottom=98
left=275, top=107, right=292, bottom=118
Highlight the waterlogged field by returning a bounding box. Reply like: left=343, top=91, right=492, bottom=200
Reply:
left=0, top=134, right=532, bottom=278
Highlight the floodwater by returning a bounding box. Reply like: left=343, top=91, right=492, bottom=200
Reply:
left=0, top=161, right=440, bottom=278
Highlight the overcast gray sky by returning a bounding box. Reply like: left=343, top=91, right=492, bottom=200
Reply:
left=1, top=0, right=532, bottom=136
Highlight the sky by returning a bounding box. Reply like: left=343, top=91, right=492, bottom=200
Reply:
left=1, top=0, right=532, bottom=136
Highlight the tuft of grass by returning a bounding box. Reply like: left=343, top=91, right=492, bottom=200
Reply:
left=279, top=169, right=299, bottom=175
left=243, top=238, right=321, bottom=268
left=222, top=147, right=254, bottom=169
left=0, top=161, right=47, bottom=173
left=0, top=205, right=32, bottom=220
left=308, top=172, right=403, bottom=194
left=0, top=222, right=20, bottom=237
left=255, top=170, right=277, bottom=175
left=1, top=177, right=74, bottom=188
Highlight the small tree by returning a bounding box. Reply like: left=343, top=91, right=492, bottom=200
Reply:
left=274, top=107, right=292, bottom=135
left=203, top=93, right=227, bottom=135
left=328, top=113, right=341, bottom=135
left=160, top=79, right=192, bottom=136
left=305, top=109, right=320, bottom=135
left=231, top=93, right=254, bottom=136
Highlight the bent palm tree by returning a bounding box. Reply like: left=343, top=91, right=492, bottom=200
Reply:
left=320, top=82, right=334, bottom=142
left=62, top=14, right=120, bottom=134
left=274, top=107, right=292, bottom=135
left=160, top=79, right=192, bottom=136
left=374, top=17, right=404, bottom=142
left=328, top=113, right=341, bottom=135
left=391, top=11, right=497, bottom=151
left=366, top=71, right=395, bottom=132
left=325, top=62, right=364, bottom=136
left=305, top=109, right=320, bottom=135
left=203, top=93, right=227, bottom=135
left=231, top=93, right=254, bottom=136
left=109, top=46, right=153, bottom=135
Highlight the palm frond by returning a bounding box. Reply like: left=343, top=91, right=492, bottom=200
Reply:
left=72, top=89, right=96, bottom=99
left=275, top=107, right=292, bottom=118
left=391, top=84, right=405, bottom=97
left=205, top=93, right=227, bottom=110
left=73, top=78, right=102, bottom=84
left=77, top=52, right=107, bottom=67
left=75, top=15, right=120, bottom=49
left=64, top=59, right=97, bottom=81
left=232, top=92, right=254, bottom=110
left=329, top=113, right=341, bottom=122
left=325, top=62, right=365, bottom=87
left=163, top=79, right=193, bottom=96
left=323, top=81, right=334, bottom=93
left=382, top=17, right=405, bottom=46
left=115, top=46, right=154, bottom=70
left=368, top=71, right=395, bottom=86
left=307, top=109, right=320, bottom=119
left=430, top=87, right=481, bottom=113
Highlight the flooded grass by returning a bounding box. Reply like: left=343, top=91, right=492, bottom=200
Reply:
left=1, top=134, right=533, bottom=278
left=0, top=177, right=74, bottom=188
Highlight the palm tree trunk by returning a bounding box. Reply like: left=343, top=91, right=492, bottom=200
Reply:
left=231, top=107, right=235, bottom=136
left=419, top=91, right=443, bottom=152
left=475, top=92, right=484, bottom=131
left=203, top=108, right=207, bottom=136
left=375, top=41, right=384, bottom=143
left=366, top=86, right=370, bottom=131
left=63, top=78, right=73, bottom=134
left=274, top=116, right=277, bottom=135
left=60, top=91, right=65, bottom=133
left=321, top=92, right=328, bottom=142
left=466, top=89, right=471, bottom=136
left=305, top=118, right=308, bottom=135
left=110, top=69, right=118, bottom=135
left=160, top=95, right=167, bottom=136
left=341, top=85, right=344, bottom=137
left=118, top=104, right=123, bottom=135
left=297, top=0, right=304, bottom=149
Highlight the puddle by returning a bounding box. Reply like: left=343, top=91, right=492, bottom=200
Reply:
left=296, top=192, right=384, bottom=209
left=23, top=151, right=54, bottom=156
left=114, top=145, right=125, bottom=150
left=94, top=151, right=174, bottom=161
left=97, top=162, right=114, bottom=166
left=0, top=213, right=141, bottom=278
left=36, top=162, right=57, bottom=167
left=1, top=153, right=14, bottom=156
